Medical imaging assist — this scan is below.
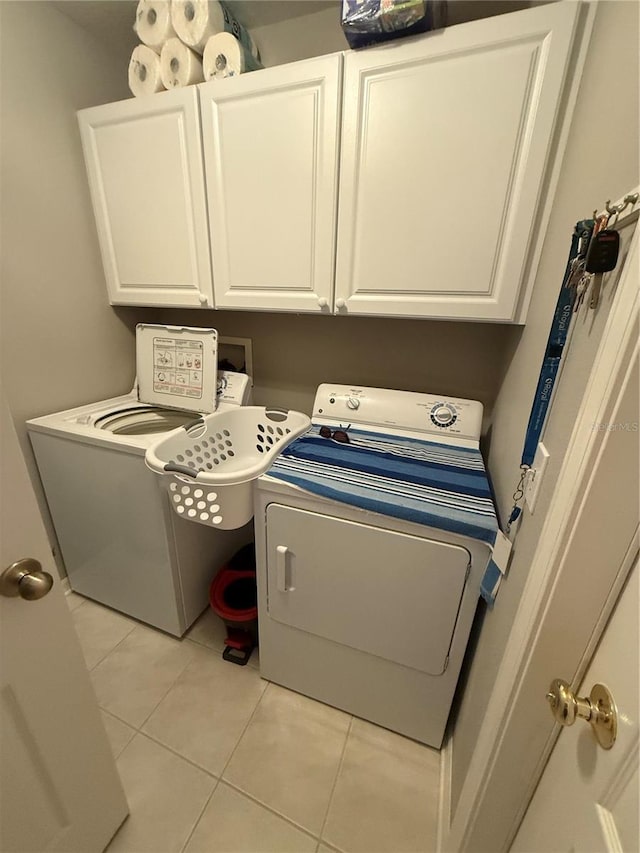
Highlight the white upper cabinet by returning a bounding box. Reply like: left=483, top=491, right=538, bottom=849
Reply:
left=78, top=89, right=214, bottom=307
left=200, top=54, right=342, bottom=312
left=78, top=3, right=585, bottom=319
left=335, top=2, right=581, bottom=321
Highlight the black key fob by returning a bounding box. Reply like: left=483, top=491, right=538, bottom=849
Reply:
left=585, top=229, right=620, bottom=273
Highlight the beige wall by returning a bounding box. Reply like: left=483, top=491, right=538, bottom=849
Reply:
left=450, top=0, right=640, bottom=818
left=0, top=1, right=522, bottom=582
left=127, top=306, right=515, bottom=419
left=251, top=0, right=532, bottom=67
left=0, top=0, right=524, bottom=583
left=250, top=1, right=531, bottom=67
left=251, top=6, right=347, bottom=66
left=0, top=1, right=142, bottom=572
left=134, top=1, right=535, bottom=419
left=0, top=1, right=139, bottom=423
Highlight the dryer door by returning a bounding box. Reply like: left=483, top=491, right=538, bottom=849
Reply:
left=266, top=504, right=471, bottom=675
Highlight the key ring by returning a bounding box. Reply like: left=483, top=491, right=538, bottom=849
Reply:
left=506, top=465, right=530, bottom=533
left=512, top=464, right=529, bottom=503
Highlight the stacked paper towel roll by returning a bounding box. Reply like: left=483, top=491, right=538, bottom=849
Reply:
left=203, top=32, right=262, bottom=80
left=129, top=44, right=165, bottom=97
left=161, top=38, right=204, bottom=88
left=135, top=0, right=177, bottom=52
left=172, top=0, right=259, bottom=60
left=128, top=0, right=260, bottom=97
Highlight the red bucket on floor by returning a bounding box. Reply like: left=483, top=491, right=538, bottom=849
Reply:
left=209, top=544, right=257, bottom=666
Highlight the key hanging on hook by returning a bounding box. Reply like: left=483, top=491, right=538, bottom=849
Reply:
left=586, top=208, right=620, bottom=309
left=585, top=210, right=620, bottom=273
left=574, top=215, right=604, bottom=312
left=506, top=465, right=529, bottom=533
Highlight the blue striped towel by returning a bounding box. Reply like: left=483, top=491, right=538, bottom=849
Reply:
left=267, top=425, right=502, bottom=604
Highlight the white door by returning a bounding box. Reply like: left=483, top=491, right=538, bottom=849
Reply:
left=442, top=218, right=639, bottom=853
left=200, top=55, right=341, bottom=313
left=512, top=556, right=639, bottom=853
left=266, top=504, right=470, bottom=674
left=335, top=2, right=580, bottom=321
left=0, top=396, right=128, bottom=852
left=78, top=89, right=213, bottom=308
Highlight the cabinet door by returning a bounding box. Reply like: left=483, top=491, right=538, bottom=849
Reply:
left=335, top=2, right=580, bottom=321
left=78, top=90, right=213, bottom=308
left=200, top=55, right=341, bottom=313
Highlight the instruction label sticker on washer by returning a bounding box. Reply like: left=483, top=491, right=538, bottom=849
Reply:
left=153, top=337, right=204, bottom=400
left=136, top=324, right=218, bottom=413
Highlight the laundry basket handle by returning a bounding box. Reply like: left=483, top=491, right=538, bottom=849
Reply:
left=265, top=407, right=289, bottom=422
left=184, top=417, right=206, bottom=434
left=163, top=463, right=198, bottom=478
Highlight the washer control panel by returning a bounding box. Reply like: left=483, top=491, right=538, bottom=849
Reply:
left=313, top=384, right=483, bottom=441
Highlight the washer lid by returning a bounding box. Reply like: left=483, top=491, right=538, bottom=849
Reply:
left=136, top=324, right=218, bottom=413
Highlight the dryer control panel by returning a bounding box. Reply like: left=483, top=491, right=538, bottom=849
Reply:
left=313, top=384, right=483, bottom=442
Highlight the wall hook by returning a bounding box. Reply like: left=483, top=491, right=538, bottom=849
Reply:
left=620, top=192, right=639, bottom=212
left=604, top=193, right=639, bottom=219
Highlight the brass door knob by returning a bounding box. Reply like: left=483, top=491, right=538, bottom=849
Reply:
left=0, top=558, right=54, bottom=601
left=546, top=678, right=617, bottom=749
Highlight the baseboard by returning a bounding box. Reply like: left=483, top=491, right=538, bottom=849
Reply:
left=437, top=729, right=453, bottom=853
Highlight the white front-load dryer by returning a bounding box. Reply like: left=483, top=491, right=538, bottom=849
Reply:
left=254, top=384, right=498, bottom=748
left=27, top=325, right=253, bottom=636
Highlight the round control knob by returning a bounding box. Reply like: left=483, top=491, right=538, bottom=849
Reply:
left=198, top=293, right=208, bottom=305
left=336, top=298, right=347, bottom=309
left=346, top=397, right=360, bottom=410
left=433, top=406, right=453, bottom=425
left=318, top=297, right=328, bottom=308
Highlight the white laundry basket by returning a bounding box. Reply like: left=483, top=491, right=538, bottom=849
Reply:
left=145, top=406, right=310, bottom=529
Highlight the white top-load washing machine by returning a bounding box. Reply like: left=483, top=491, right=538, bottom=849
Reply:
left=28, top=325, right=253, bottom=636
left=254, top=384, right=499, bottom=748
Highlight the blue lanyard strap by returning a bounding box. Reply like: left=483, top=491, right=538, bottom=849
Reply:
left=521, top=219, right=594, bottom=467
left=507, top=219, right=594, bottom=531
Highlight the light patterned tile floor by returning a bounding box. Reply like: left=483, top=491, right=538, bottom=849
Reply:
left=67, top=591, right=441, bottom=853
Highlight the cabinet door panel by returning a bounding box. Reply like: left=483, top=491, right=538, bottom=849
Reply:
left=78, top=90, right=213, bottom=307
left=336, top=2, right=580, bottom=321
left=201, top=55, right=341, bottom=312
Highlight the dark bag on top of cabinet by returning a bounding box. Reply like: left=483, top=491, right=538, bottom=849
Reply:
left=341, top=0, right=447, bottom=49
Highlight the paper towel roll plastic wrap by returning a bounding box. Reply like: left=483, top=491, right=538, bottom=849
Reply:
left=129, top=44, right=166, bottom=97
left=171, top=0, right=259, bottom=60
left=135, top=0, right=177, bottom=51
left=160, top=38, right=204, bottom=88
left=203, top=32, right=262, bottom=80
